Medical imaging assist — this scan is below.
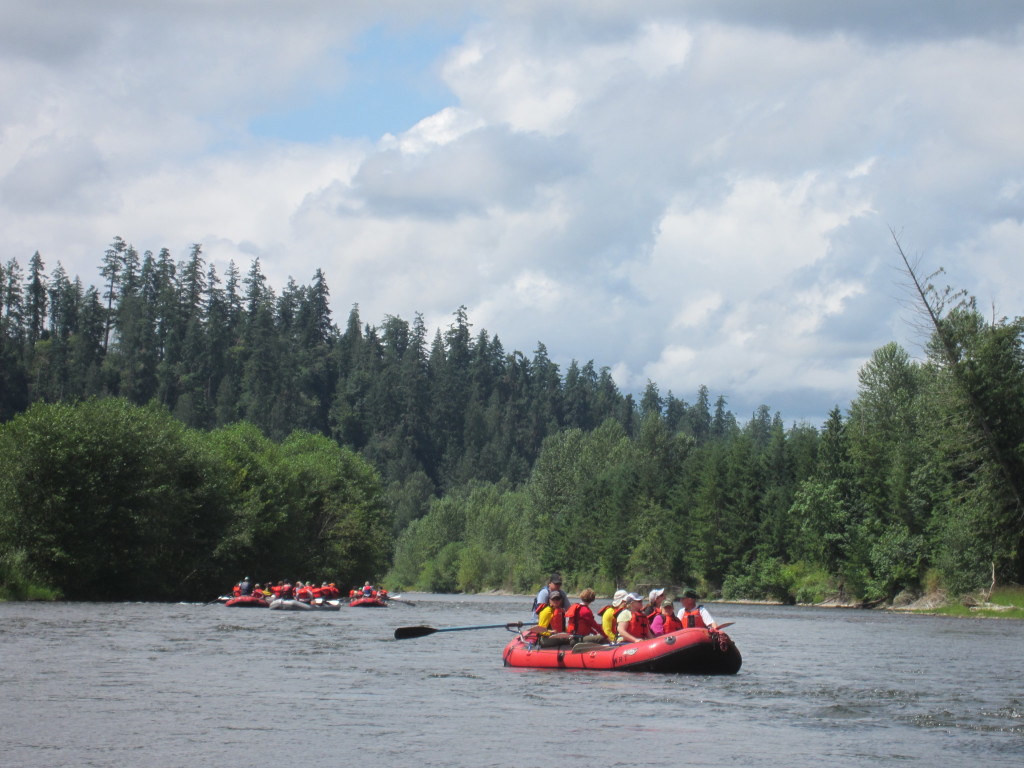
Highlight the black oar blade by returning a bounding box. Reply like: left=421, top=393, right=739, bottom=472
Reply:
left=394, top=625, right=437, bottom=640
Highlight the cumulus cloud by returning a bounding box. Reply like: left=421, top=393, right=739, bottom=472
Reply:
left=1, top=1, right=1023, bottom=427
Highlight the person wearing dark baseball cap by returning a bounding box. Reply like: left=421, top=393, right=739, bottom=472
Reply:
left=677, top=588, right=720, bottom=631
left=531, top=573, right=569, bottom=618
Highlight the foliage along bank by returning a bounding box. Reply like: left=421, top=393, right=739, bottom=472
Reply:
left=388, top=300, right=1024, bottom=605
left=0, top=398, right=391, bottom=601
left=2, top=238, right=1022, bottom=604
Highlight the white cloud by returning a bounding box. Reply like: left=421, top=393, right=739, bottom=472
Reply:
left=2, top=1, right=1023, bottom=427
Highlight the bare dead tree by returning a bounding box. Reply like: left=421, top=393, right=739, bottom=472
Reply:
left=891, top=228, right=1024, bottom=526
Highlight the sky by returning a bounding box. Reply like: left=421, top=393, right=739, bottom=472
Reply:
left=2, top=0, right=1023, bottom=428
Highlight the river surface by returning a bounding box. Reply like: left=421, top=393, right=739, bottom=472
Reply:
left=1, top=595, right=1022, bottom=767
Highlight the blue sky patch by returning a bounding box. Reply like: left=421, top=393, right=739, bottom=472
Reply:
left=249, top=24, right=460, bottom=142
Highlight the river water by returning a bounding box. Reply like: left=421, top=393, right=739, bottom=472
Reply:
left=1, top=594, right=1021, bottom=767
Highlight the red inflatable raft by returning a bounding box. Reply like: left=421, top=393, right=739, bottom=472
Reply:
left=224, top=595, right=269, bottom=608
left=502, top=627, right=741, bottom=674
left=348, top=596, right=388, bottom=608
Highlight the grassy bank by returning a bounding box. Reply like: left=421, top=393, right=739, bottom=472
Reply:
left=914, top=585, right=1024, bottom=619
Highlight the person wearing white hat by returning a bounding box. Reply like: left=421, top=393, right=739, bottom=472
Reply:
left=644, top=587, right=665, bottom=620
left=616, top=593, right=653, bottom=643
left=600, top=589, right=629, bottom=642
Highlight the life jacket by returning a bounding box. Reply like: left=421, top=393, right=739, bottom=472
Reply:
left=565, top=603, right=587, bottom=635
left=546, top=606, right=566, bottom=633
left=296, top=586, right=314, bottom=601
left=232, top=585, right=241, bottom=597
left=599, top=605, right=626, bottom=625
left=533, top=589, right=566, bottom=616
left=660, top=612, right=683, bottom=634
left=622, top=609, right=650, bottom=641
left=680, top=607, right=707, bottom=629
left=279, top=583, right=294, bottom=599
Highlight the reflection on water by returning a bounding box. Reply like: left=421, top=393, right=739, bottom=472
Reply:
left=0, top=596, right=1022, bottom=767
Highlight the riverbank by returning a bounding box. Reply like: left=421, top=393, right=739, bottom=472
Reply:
left=476, top=585, right=1024, bottom=619
left=890, top=585, right=1024, bottom=619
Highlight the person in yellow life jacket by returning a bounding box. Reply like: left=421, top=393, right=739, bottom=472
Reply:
left=616, top=593, right=653, bottom=643
left=676, top=588, right=720, bottom=630
left=535, top=592, right=572, bottom=647
left=599, top=589, right=629, bottom=642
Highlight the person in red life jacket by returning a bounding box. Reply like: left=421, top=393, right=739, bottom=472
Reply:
left=650, top=599, right=683, bottom=636
left=599, top=589, right=629, bottom=642
left=377, top=588, right=389, bottom=601
left=616, top=593, right=653, bottom=643
left=676, top=588, right=720, bottom=630
left=296, top=582, right=315, bottom=601
left=534, top=591, right=572, bottom=647
left=278, top=580, right=294, bottom=600
left=643, top=587, right=665, bottom=619
left=565, top=588, right=607, bottom=644
left=362, top=581, right=375, bottom=598
left=232, top=583, right=242, bottom=597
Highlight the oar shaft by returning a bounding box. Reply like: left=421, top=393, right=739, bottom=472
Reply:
left=434, top=623, right=515, bottom=633
left=394, top=622, right=523, bottom=640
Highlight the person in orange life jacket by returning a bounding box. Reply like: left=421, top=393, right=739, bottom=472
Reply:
left=643, top=587, right=665, bottom=619
left=232, top=583, right=242, bottom=597
left=565, top=588, right=607, bottom=644
left=532, top=573, right=569, bottom=618
left=650, top=599, right=683, bottom=636
left=277, top=580, right=294, bottom=599
left=600, top=589, right=629, bottom=642
left=535, top=592, right=573, bottom=647
left=676, top=588, right=719, bottom=630
left=616, top=593, right=653, bottom=643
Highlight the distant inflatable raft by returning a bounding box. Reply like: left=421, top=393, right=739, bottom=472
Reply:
left=348, top=596, right=388, bottom=608
left=224, top=595, right=269, bottom=608
left=502, top=627, right=741, bottom=674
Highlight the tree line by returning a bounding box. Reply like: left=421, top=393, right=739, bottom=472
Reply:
left=1, top=237, right=1021, bottom=601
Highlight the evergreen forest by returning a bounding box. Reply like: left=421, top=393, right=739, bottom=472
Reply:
left=1, top=237, right=1022, bottom=602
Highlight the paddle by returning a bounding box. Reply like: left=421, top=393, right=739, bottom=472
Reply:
left=716, top=622, right=734, bottom=630
left=388, top=595, right=416, bottom=607
left=394, top=622, right=524, bottom=640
